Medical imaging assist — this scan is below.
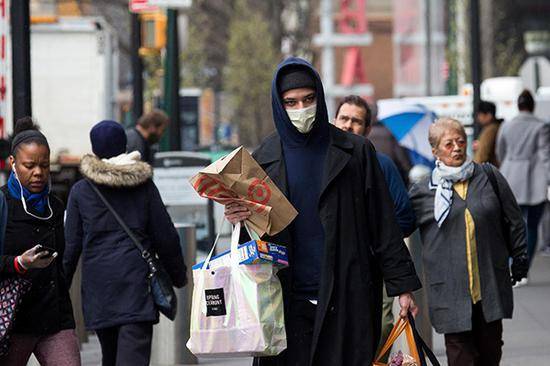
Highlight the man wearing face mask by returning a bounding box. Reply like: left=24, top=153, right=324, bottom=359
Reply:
left=126, top=109, right=170, bottom=165
left=224, top=57, right=422, bottom=366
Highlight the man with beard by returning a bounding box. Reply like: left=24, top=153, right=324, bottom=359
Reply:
left=225, top=57, right=421, bottom=366
left=126, top=109, right=170, bottom=164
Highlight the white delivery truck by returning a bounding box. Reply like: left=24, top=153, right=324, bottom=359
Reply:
left=7, top=16, right=119, bottom=158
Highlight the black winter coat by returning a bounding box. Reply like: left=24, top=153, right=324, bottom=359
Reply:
left=0, top=186, right=75, bottom=335
left=63, top=154, right=187, bottom=330
left=254, top=127, right=422, bottom=366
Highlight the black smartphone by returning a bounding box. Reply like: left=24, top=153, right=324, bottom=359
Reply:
left=36, top=244, right=56, bottom=258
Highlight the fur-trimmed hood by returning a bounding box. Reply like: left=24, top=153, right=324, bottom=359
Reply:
left=80, top=153, right=153, bottom=187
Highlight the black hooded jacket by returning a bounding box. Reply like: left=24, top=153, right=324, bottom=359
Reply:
left=252, top=58, right=422, bottom=366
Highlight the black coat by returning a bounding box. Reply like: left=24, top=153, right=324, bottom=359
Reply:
left=0, top=186, right=75, bottom=335
left=253, top=127, right=422, bottom=366
left=63, top=155, right=187, bottom=330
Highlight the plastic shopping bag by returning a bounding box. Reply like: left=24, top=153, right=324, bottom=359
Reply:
left=374, top=313, right=440, bottom=366
left=186, top=222, right=287, bottom=357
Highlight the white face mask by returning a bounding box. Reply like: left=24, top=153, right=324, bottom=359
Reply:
left=286, top=104, right=317, bottom=134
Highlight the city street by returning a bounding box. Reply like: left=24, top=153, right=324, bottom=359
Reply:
left=8, top=3, right=550, bottom=366
left=71, top=254, right=550, bottom=366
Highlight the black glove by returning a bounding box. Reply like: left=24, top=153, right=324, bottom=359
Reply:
left=511, top=255, right=529, bottom=285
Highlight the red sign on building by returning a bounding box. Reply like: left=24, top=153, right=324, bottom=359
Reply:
left=129, top=0, right=158, bottom=13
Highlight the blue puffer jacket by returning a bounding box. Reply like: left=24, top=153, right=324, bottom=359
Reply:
left=63, top=154, right=187, bottom=330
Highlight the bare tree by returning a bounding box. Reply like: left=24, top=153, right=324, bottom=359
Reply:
left=224, top=0, right=279, bottom=147
left=181, top=0, right=235, bottom=91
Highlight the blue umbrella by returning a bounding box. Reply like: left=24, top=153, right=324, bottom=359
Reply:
left=377, top=100, right=437, bottom=168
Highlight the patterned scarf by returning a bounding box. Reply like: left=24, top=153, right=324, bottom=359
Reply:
left=429, top=158, right=474, bottom=227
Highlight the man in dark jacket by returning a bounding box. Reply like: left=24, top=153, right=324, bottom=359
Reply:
left=64, top=120, right=186, bottom=366
left=126, top=109, right=170, bottom=165
left=334, top=95, right=416, bottom=236
left=225, top=57, right=421, bottom=366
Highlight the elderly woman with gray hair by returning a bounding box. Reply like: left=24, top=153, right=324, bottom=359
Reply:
left=409, top=118, right=528, bottom=366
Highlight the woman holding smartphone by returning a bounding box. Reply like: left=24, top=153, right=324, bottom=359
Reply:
left=0, top=118, right=80, bottom=365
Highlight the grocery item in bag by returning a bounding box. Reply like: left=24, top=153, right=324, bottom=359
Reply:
left=388, top=351, right=418, bottom=366
left=192, top=239, right=288, bottom=270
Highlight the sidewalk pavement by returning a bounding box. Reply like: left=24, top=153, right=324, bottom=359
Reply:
left=77, top=335, right=252, bottom=366
left=72, top=254, right=550, bottom=366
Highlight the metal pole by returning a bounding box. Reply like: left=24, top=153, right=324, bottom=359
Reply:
left=425, top=0, right=432, bottom=96
left=213, top=91, right=220, bottom=145
left=10, top=0, right=32, bottom=123
left=534, top=58, right=541, bottom=92
left=174, top=223, right=197, bottom=364
left=151, top=223, right=198, bottom=365
left=470, top=0, right=482, bottom=137
left=320, top=0, right=335, bottom=115
left=131, top=13, right=143, bottom=124
left=166, top=9, right=181, bottom=151
left=98, top=19, right=116, bottom=120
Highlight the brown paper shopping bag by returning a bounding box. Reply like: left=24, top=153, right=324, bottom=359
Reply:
left=189, top=146, right=298, bottom=237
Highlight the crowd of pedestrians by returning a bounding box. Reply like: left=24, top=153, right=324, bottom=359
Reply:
left=0, top=56, right=546, bottom=366
left=0, top=117, right=187, bottom=366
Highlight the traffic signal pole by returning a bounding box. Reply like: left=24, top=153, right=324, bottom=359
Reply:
left=164, top=8, right=180, bottom=151
left=11, top=0, right=32, bottom=123
left=131, top=13, right=144, bottom=124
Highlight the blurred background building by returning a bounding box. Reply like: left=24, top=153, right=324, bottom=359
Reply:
left=7, top=0, right=550, bottom=154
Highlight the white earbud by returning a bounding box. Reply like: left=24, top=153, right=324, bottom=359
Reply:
left=12, top=164, right=17, bottom=178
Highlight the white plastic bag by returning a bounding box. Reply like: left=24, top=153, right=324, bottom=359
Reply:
left=186, top=222, right=287, bottom=357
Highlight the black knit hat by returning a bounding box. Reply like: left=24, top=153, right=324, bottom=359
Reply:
left=278, top=66, right=316, bottom=95
left=90, top=120, right=127, bottom=159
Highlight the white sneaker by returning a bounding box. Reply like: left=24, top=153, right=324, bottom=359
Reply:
left=513, top=277, right=528, bottom=288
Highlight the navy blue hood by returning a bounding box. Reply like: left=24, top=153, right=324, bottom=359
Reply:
left=271, top=57, right=330, bottom=147
left=270, top=58, right=330, bottom=299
